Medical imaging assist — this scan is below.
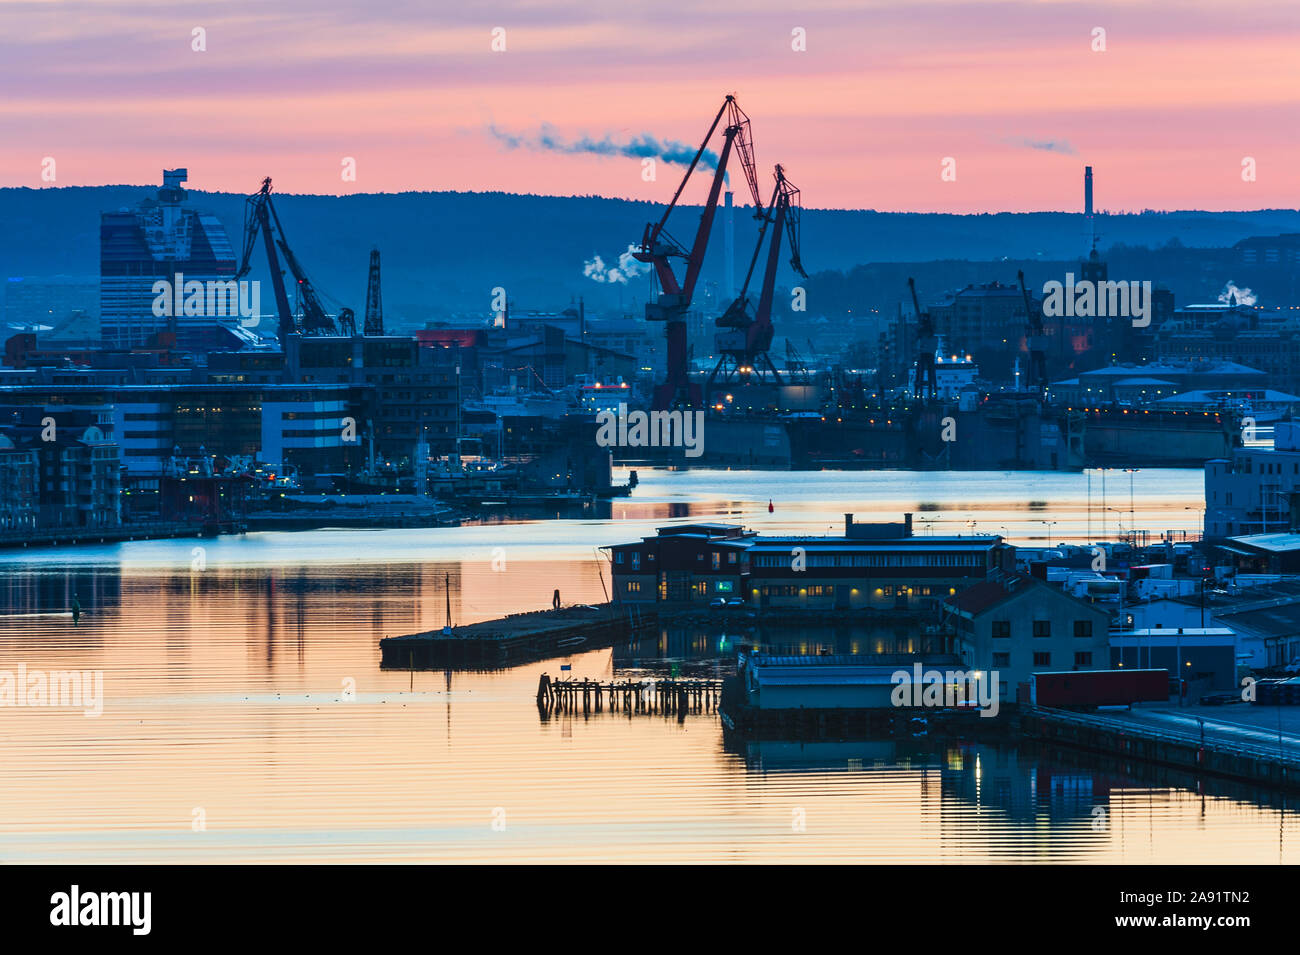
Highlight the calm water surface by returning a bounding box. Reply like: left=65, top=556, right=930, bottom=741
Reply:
left=2, top=468, right=1293, bottom=863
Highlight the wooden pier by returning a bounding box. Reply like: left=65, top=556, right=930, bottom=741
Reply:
left=537, top=675, right=723, bottom=717
left=380, top=603, right=658, bottom=669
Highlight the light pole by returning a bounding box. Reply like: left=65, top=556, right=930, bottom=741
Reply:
left=1106, top=506, right=1125, bottom=544
left=1099, top=467, right=1110, bottom=539
left=1123, top=468, right=1139, bottom=545
left=1040, top=520, right=1057, bottom=548
left=1086, top=469, right=1092, bottom=543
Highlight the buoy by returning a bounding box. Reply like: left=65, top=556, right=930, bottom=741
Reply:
left=767, top=499, right=774, bottom=513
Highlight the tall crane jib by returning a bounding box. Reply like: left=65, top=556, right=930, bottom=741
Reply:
left=634, top=95, right=765, bottom=411
left=233, top=177, right=355, bottom=339
left=707, top=163, right=807, bottom=396
left=1018, top=269, right=1048, bottom=392
left=909, top=277, right=938, bottom=400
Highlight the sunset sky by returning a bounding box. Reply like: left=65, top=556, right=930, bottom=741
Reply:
left=3, top=0, right=1299, bottom=211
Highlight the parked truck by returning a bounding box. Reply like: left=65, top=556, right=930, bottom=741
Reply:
left=1030, top=669, right=1169, bottom=709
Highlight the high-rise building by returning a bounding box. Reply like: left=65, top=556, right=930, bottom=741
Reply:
left=99, top=169, right=237, bottom=348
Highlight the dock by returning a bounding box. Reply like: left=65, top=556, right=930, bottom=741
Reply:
left=380, top=603, right=658, bottom=669
left=0, top=520, right=245, bottom=549
left=1024, top=705, right=1300, bottom=792
left=537, top=675, right=722, bottom=716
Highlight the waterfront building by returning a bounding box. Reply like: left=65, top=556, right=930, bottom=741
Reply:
left=1107, top=627, right=1236, bottom=691
left=943, top=573, right=1112, bottom=702
left=100, top=169, right=238, bottom=348
left=735, top=653, right=968, bottom=710
left=280, top=334, right=460, bottom=462
left=607, top=523, right=752, bottom=602
left=606, top=514, right=1012, bottom=608
left=0, top=407, right=120, bottom=530
left=1154, top=306, right=1300, bottom=395
left=1050, top=360, right=1267, bottom=407
left=0, top=433, right=38, bottom=531
left=1217, top=533, right=1300, bottom=575
left=746, top=533, right=1007, bottom=611
left=1204, top=421, right=1300, bottom=537
left=0, top=382, right=354, bottom=480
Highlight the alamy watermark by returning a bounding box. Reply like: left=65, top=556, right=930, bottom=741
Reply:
left=890, top=663, right=1000, bottom=718
left=50, top=885, right=150, bottom=935
left=595, top=403, right=704, bottom=458
left=1042, top=273, right=1152, bottom=327
left=0, top=664, right=103, bottom=716
left=152, top=272, right=260, bottom=327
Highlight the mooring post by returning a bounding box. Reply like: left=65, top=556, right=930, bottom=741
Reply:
left=537, top=673, right=552, bottom=706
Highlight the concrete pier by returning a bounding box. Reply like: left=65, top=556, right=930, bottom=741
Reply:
left=1023, top=705, right=1300, bottom=792
left=380, top=603, right=658, bottom=669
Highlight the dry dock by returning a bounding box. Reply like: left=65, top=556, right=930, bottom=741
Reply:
left=380, top=603, right=658, bottom=669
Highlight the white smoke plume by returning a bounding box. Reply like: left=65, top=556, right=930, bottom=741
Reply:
left=1217, top=281, right=1257, bottom=306
left=490, top=123, right=719, bottom=171
left=583, top=244, right=653, bottom=285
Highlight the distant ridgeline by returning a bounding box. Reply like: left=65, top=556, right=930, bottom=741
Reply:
left=2, top=185, right=1299, bottom=326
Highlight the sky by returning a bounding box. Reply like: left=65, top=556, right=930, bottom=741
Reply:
left=2, top=0, right=1299, bottom=212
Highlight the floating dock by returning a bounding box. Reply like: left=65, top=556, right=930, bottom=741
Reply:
left=380, top=603, right=658, bottom=669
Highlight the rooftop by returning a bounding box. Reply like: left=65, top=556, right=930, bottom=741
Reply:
left=1225, top=533, right=1300, bottom=554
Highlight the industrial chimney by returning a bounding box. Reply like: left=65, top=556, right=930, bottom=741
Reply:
left=1084, top=165, right=1095, bottom=252
left=723, top=190, right=735, bottom=303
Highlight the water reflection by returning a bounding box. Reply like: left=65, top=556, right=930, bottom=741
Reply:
left=0, top=466, right=1288, bottom=863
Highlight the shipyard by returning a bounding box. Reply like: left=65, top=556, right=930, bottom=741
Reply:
left=3, top=0, right=1300, bottom=923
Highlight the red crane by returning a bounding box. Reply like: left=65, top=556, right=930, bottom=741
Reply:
left=708, top=163, right=806, bottom=394
left=634, top=95, right=763, bottom=409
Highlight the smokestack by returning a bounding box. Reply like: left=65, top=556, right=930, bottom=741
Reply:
left=724, top=190, right=735, bottom=302
left=1084, top=165, right=1095, bottom=251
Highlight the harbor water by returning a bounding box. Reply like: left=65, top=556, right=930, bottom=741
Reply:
left=2, top=468, right=1295, bottom=863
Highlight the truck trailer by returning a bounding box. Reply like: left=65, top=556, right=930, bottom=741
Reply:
left=1030, top=669, right=1169, bottom=709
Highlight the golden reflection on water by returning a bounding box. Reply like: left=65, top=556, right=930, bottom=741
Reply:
left=0, top=470, right=1291, bottom=863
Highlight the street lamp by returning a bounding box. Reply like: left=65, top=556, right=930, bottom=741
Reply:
left=1098, top=467, right=1112, bottom=539
left=1106, top=506, right=1125, bottom=543
left=1122, top=468, right=1139, bottom=545
left=1040, top=520, right=1058, bottom=548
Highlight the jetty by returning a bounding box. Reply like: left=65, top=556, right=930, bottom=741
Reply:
left=380, top=603, right=657, bottom=669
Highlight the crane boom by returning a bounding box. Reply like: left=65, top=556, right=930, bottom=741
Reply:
left=233, top=177, right=349, bottom=338
left=707, top=165, right=807, bottom=394
left=635, top=95, right=764, bottom=409
left=236, top=179, right=295, bottom=339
